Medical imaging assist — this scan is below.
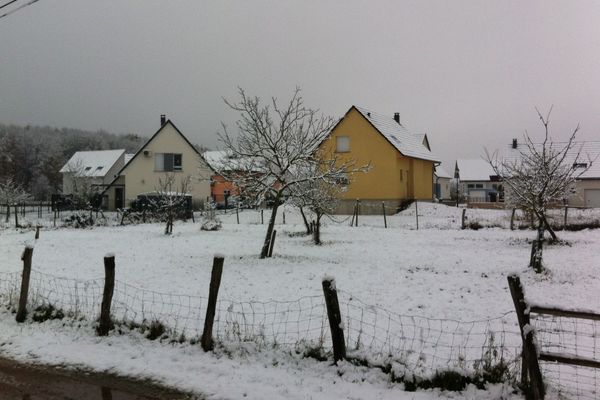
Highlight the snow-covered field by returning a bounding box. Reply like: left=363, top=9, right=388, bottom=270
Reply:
left=0, top=203, right=598, bottom=399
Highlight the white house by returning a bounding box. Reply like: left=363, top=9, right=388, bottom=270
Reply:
left=454, top=158, right=502, bottom=203
left=60, top=149, right=128, bottom=197
left=504, top=139, right=600, bottom=208
left=102, top=117, right=213, bottom=210
left=433, top=164, right=453, bottom=201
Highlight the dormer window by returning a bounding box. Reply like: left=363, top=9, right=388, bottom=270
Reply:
left=573, top=162, right=588, bottom=169
left=85, top=167, right=92, bottom=171
left=96, top=166, right=103, bottom=171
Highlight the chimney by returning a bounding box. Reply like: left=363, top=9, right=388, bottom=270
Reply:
left=160, top=114, right=166, bottom=126
left=393, top=112, right=400, bottom=124
left=512, top=138, right=518, bottom=149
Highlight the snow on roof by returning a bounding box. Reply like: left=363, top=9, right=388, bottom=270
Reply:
left=203, top=150, right=263, bottom=172
left=455, top=158, right=496, bottom=182
left=500, top=141, right=600, bottom=180
left=354, top=107, right=440, bottom=162
left=60, top=149, right=125, bottom=177
left=434, top=165, right=453, bottom=179
left=124, top=153, right=134, bottom=165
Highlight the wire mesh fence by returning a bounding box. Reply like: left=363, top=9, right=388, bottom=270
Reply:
left=532, top=313, right=600, bottom=399
left=1, top=268, right=599, bottom=397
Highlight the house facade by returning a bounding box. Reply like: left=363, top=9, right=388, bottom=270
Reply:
left=319, top=106, right=439, bottom=214
left=455, top=159, right=502, bottom=203
left=60, top=149, right=127, bottom=198
left=103, top=119, right=212, bottom=210
left=433, top=164, right=453, bottom=201
left=505, top=140, right=600, bottom=208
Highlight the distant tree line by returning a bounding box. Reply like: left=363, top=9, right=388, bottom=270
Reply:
left=0, top=123, right=146, bottom=200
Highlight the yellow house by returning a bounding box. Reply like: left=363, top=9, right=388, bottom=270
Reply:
left=320, top=106, right=440, bottom=214
left=103, top=118, right=213, bottom=210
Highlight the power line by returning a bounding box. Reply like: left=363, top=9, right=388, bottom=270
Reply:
left=0, top=0, right=40, bottom=20
left=0, top=0, right=19, bottom=11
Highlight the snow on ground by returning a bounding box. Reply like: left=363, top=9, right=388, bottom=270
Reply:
left=0, top=203, right=598, bottom=399
left=0, top=311, right=521, bottom=400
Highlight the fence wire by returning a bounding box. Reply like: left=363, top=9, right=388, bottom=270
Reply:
left=533, top=313, right=600, bottom=399
left=1, top=269, right=599, bottom=397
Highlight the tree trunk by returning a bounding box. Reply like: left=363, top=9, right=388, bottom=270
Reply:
left=313, top=214, right=322, bottom=245
left=299, top=206, right=311, bottom=235
left=260, top=191, right=282, bottom=259
left=5, top=203, right=9, bottom=223
left=540, top=213, right=557, bottom=242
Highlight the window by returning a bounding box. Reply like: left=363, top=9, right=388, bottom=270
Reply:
left=475, top=184, right=483, bottom=189
left=336, top=136, right=350, bottom=152
left=335, top=174, right=349, bottom=186
left=573, top=162, right=588, bottom=169
left=467, top=184, right=475, bottom=189
left=155, top=153, right=183, bottom=171
left=85, top=166, right=92, bottom=171
left=96, top=166, right=103, bottom=171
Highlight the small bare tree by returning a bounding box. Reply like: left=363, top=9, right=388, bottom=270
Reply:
left=289, top=162, right=348, bottom=245
left=0, top=178, right=31, bottom=226
left=487, top=108, right=593, bottom=272
left=154, top=173, right=192, bottom=235
left=220, top=87, right=366, bottom=258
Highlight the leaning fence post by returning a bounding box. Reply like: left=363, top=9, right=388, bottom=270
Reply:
left=350, top=203, right=356, bottom=227
left=382, top=202, right=387, bottom=228
left=236, top=205, right=239, bottom=224
left=461, top=208, right=467, bottom=229
left=322, top=276, right=346, bottom=363
left=35, top=226, right=40, bottom=240
left=268, top=229, right=277, bottom=257
left=261, top=209, right=264, bottom=225
left=16, top=245, right=34, bottom=322
left=97, top=254, right=116, bottom=336
left=201, top=255, right=225, bottom=351
left=507, top=275, right=545, bottom=399
left=355, top=199, right=360, bottom=227
left=510, top=208, right=516, bottom=231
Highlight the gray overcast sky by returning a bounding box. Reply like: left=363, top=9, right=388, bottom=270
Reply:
left=1, top=0, right=599, bottom=169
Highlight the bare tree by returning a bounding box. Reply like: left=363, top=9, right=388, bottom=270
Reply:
left=153, top=173, right=192, bottom=235
left=487, top=108, right=593, bottom=271
left=219, top=87, right=366, bottom=258
left=62, top=159, right=101, bottom=210
left=0, top=178, right=31, bottom=226
left=289, top=162, right=348, bottom=245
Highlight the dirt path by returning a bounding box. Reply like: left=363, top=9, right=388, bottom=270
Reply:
left=0, top=357, right=200, bottom=400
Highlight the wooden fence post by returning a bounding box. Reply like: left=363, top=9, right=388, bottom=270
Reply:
left=15, top=245, right=34, bottom=322
left=268, top=230, right=277, bottom=258
left=53, top=209, right=57, bottom=228
left=382, top=202, right=387, bottom=228
left=322, top=277, right=346, bottom=363
left=507, top=275, right=545, bottom=399
left=350, top=203, right=356, bottom=227
left=282, top=211, right=286, bottom=225
left=35, top=226, right=40, bottom=240
left=201, top=255, right=225, bottom=351
left=415, top=200, right=419, bottom=230
left=510, top=208, right=516, bottom=231
left=461, top=208, right=467, bottom=229
left=355, top=199, right=360, bottom=227
left=97, top=254, right=116, bottom=336
left=261, top=209, right=264, bottom=225
left=236, top=205, right=239, bottom=224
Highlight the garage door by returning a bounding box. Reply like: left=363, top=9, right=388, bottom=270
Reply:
left=469, top=190, right=486, bottom=202
left=585, top=189, right=600, bottom=208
